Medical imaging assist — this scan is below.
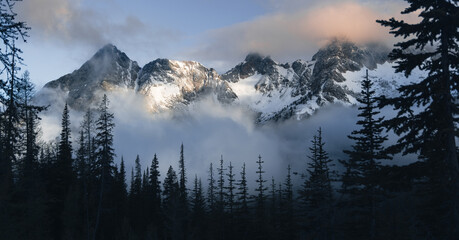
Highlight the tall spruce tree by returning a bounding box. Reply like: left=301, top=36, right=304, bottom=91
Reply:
left=15, top=71, right=48, bottom=239
left=217, top=155, right=226, bottom=212
left=93, top=94, right=116, bottom=240
left=0, top=2, right=29, bottom=206
left=377, top=1, right=459, bottom=238
left=255, top=155, right=267, bottom=215
left=236, top=163, right=249, bottom=215
left=254, top=155, right=268, bottom=239
left=281, top=165, right=295, bottom=240
left=149, top=154, right=162, bottom=221
left=207, top=162, right=217, bottom=212
left=57, top=103, right=74, bottom=187
left=302, top=128, right=334, bottom=240
left=226, top=161, right=236, bottom=215
left=163, top=166, right=180, bottom=240
left=340, top=71, right=390, bottom=240
left=191, top=175, right=206, bottom=238
left=177, top=144, right=188, bottom=239
left=179, top=143, right=187, bottom=202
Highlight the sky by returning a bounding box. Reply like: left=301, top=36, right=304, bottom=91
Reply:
left=14, top=0, right=412, bottom=89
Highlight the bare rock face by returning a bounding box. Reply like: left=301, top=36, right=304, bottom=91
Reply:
left=310, top=39, right=389, bottom=103
left=44, top=44, right=140, bottom=110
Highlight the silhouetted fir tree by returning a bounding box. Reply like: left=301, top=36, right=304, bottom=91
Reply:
left=236, top=162, right=249, bottom=214
left=225, top=161, right=236, bottom=239
left=255, top=155, right=267, bottom=215
left=179, top=143, right=188, bottom=202
left=17, top=71, right=45, bottom=172
left=340, top=71, right=390, bottom=240
left=49, top=103, right=74, bottom=239
left=177, top=143, right=189, bottom=240
left=75, top=130, right=91, bottom=239
left=163, top=166, right=181, bottom=240
left=269, top=177, right=280, bottom=239
left=129, top=154, right=143, bottom=235
left=113, top=157, right=128, bottom=239
left=133, top=155, right=142, bottom=196
left=280, top=165, right=295, bottom=240
left=235, top=162, right=249, bottom=239
left=191, top=175, right=207, bottom=239
left=226, top=161, right=236, bottom=215
left=114, top=157, right=128, bottom=234
left=301, top=128, right=334, bottom=240
left=207, top=162, right=217, bottom=212
left=93, top=94, right=116, bottom=239
left=14, top=71, right=48, bottom=239
left=130, top=167, right=135, bottom=197
left=377, top=1, right=459, bottom=238
left=254, top=155, right=268, bottom=239
left=149, top=153, right=162, bottom=237
left=0, top=20, right=28, bottom=217
left=217, top=155, right=226, bottom=213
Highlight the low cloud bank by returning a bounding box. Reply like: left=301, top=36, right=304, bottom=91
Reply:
left=38, top=88, right=411, bottom=188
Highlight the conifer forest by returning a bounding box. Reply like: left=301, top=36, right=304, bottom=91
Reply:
left=0, top=0, right=458, bottom=239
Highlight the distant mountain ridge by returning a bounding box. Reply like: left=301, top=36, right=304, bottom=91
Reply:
left=40, top=40, right=423, bottom=123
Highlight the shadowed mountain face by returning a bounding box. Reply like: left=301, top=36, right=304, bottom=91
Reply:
left=40, top=40, right=398, bottom=122
left=44, top=44, right=140, bottom=109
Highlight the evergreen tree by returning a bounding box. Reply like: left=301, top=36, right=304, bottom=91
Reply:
left=207, top=162, right=217, bottom=212
left=17, top=71, right=44, bottom=172
left=301, top=128, right=334, bottom=240
left=377, top=1, right=459, bottom=238
left=0, top=4, right=29, bottom=211
left=113, top=160, right=128, bottom=239
left=56, top=103, right=74, bottom=187
left=191, top=175, right=206, bottom=238
left=177, top=144, right=189, bottom=239
left=149, top=154, right=162, bottom=224
left=93, top=94, right=116, bottom=239
left=48, top=103, right=74, bottom=239
left=226, top=161, right=236, bottom=215
left=179, top=143, right=187, bottom=202
left=236, top=162, right=249, bottom=215
left=129, top=154, right=143, bottom=235
left=235, top=162, right=249, bottom=239
left=132, top=155, right=142, bottom=196
left=163, top=166, right=180, bottom=240
left=254, top=155, right=268, bottom=239
left=340, top=71, right=391, bottom=239
left=255, top=155, right=267, bottom=216
left=217, top=155, right=226, bottom=212
left=15, top=71, right=48, bottom=239
left=281, top=165, right=295, bottom=240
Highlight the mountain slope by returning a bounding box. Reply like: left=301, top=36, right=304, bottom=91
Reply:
left=44, top=44, right=140, bottom=110
left=137, top=59, right=236, bottom=112
left=39, top=40, right=424, bottom=123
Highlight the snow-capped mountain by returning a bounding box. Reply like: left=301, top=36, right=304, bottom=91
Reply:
left=137, top=58, right=236, bottom=112
left=39, top=40, right=425, bottom=123
left=43, top=44, right=140, bottom=110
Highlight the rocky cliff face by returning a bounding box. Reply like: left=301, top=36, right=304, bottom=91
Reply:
left=40, top=40, right=410, bottom=123
left=44, top=44, right=140, bottom=110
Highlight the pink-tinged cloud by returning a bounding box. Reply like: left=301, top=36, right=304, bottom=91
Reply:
left=186, top=1, right=416, bottom=70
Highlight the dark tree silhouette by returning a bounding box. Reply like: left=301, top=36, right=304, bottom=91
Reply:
left=377, top=1, right=459, bottom=237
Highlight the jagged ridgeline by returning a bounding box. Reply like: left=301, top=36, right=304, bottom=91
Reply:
left=40, top=40, right=403, bottom=122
